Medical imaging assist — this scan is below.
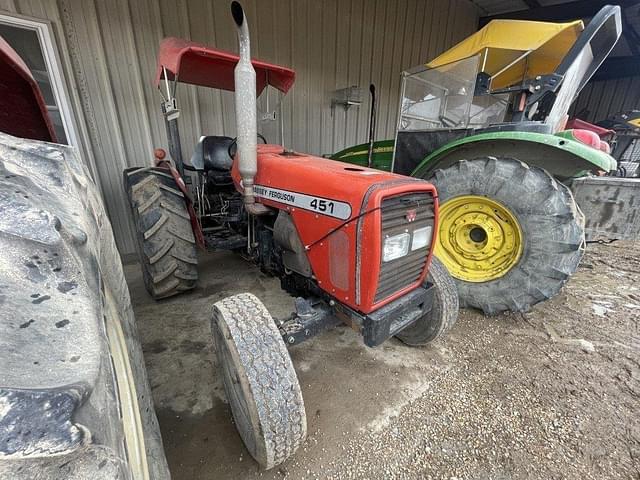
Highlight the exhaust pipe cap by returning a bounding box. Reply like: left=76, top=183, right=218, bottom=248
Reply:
left=231, top=1, right=244, bottom=27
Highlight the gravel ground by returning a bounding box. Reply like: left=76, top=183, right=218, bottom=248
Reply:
left=125, top=241, right=640, bottom=480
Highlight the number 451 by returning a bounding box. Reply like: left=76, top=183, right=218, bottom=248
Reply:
left=310, top=198, right=335, bottom=214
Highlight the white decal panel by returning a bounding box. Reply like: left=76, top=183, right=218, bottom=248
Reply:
left=254, top=185, right=352, bottom=220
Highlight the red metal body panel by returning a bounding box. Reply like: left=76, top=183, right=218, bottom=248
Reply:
left=566, top=118, right=614, bottom=139
left=155, top=37, right=295, bottom=94
left=232, top=145, right=438, bottom=315
left=0, top=36, right=56, bottom=142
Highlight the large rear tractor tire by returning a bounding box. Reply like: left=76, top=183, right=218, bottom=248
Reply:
left=212, top=293, right=307, bottom=469
left=124, top=167, right=198, bottom=299
left=427, top=157, right=585, bottom=315
left=396, top=256, right=459, bottom=346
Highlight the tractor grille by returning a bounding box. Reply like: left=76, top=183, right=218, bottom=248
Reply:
left=374, top=192, right=434, bottom=303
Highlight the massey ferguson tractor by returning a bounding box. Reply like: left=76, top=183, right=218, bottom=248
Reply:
left=332, top=6, right=622, bottom=315
left=124, top=1, right=458, bottom=469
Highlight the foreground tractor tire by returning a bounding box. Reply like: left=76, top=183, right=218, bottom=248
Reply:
left=427, top=157, right=585, bottom=315
left=124, top=167, right=198, bottom=299
left=1, top=136, right=170, bottom=479
left=212, top=293, right=306, bottom=469
left=396, top=256, right=459, bottom=346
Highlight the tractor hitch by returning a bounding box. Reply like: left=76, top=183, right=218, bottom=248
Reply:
left=278, top=298, right=341, bottom=346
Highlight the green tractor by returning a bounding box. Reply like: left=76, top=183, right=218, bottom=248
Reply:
left=331, top=6, right=622, bottom=315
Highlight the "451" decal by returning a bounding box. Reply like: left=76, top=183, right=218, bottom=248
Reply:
left=254, top=185, right=352, bottom=220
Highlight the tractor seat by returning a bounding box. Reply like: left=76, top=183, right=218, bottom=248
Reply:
left=189, top=135, right=234, bottom=172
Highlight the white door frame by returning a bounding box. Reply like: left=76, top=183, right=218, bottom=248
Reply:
left=0, top=11, right=79, bottom=147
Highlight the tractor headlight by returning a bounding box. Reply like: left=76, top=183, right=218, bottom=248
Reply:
left=382, top=232, right=410, bottom=262
left=411, top=226, right=432, bottom=251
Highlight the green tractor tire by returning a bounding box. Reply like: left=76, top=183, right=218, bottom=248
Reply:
left=425, top=156, right=585, bottom=315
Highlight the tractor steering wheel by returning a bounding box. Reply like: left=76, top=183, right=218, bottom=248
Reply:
left=228, top=134, right=268, bottom=158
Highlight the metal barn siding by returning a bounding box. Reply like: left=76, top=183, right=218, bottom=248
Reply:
left=3, top=0, right=479, bottom=256
left=571, top=77, right=640, bottom=124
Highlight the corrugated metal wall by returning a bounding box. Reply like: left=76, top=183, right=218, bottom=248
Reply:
left=571, top=77, right=640, bottom=123
left=3, top=0, right=479, bottom=256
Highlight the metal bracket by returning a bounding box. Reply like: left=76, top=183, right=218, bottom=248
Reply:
left=330, top=85, right=363, bottom=114
left=279, top=297, right=341, bottom=346
left=162, top=98, right=180, bottom=121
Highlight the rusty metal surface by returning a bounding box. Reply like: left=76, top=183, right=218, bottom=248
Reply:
left=571, top=176, right=640, bottom=241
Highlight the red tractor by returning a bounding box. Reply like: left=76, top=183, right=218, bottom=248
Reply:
left=124, top=1, right=458, bottom=469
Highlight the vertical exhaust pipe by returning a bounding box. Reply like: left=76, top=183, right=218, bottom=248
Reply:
left=231, top=1, right=269, bottom=215
left=366, top=84, right=377, bottom=168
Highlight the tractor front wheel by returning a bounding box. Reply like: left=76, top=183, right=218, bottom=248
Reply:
left=395, top=256, right=459, bottom=346
left=428, top=156, right=585, bottom=315
left=212, top=293, right=307, bottom=469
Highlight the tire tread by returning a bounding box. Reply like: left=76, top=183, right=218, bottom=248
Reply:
left=124, top=167, right=198, bottom=299
left=428, top=156, right=585, bottom=315
left=396, top=256, right=459, bottom=346
left=212, top=293, right=306, bottom=469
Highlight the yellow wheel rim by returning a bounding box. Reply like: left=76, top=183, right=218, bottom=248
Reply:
left=435, top=195, right=523, bottom=282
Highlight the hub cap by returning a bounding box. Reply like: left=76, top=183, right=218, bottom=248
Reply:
left=435, top=195, right=523, bottom=282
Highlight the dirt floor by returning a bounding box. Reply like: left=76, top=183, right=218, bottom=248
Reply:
left=124, top=242, right=640, bottom=480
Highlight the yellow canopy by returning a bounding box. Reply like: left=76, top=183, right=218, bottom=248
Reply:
left=427, top=19, right=584, bottom=89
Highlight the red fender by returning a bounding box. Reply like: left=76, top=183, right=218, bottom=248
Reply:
left=154, top=151, right=206, bottom=250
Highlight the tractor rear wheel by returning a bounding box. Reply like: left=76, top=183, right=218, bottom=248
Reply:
left=212, top=293, right=306, bottom=469
left=395, top=256, right=459, bottom=346
left=427, top=156, right=585, bottom=315
left=124, top=167, right=198, bottom=299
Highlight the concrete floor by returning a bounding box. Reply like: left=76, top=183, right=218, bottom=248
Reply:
left=125, top=243, right=640, bottom=479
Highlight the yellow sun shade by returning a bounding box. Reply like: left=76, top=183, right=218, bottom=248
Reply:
left=427, top=19, right=584, bottom=89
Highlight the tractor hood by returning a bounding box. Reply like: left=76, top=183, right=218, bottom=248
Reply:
left=233, top=145, right=407, bottom=226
